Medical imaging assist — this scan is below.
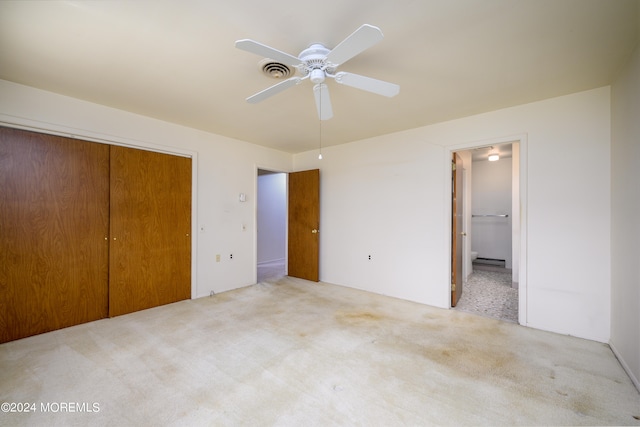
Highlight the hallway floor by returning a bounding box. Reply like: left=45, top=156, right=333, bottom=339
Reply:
left=455, top=266, right=519, bottom=323
left=257, top=259, right=286, bottom=283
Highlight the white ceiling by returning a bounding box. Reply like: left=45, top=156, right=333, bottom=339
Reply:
left=1, top=0, right=638, bottom=154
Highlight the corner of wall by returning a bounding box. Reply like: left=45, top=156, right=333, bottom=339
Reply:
left=610, top=341, right=640, bottom=392
left=610, top=37, right=640, bottom=392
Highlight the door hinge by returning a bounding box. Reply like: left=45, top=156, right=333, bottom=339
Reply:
left=451, top=282, right=456, bottom=291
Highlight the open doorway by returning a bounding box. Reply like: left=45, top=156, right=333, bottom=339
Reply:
left=257, top=169, right=287, bottom=282
left=451, top=141, right=522, bottom=323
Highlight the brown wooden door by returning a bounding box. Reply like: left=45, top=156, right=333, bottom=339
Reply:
left=109, top=146, right=191, bottom=317
left=0, top=127, right=110, bottom=343
left=451, top=153, right=464, bottom=307
left=288, top=169, right=320, bottom=281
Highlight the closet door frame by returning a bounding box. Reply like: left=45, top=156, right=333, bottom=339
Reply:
left=0, top=122, right=199, bottom=301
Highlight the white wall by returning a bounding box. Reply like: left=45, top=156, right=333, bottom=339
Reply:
left=0, top=79, right=615, bottom=344
left=0, top=80, right=293, bottom=298
left=471, top=157, right=512, bottom=268
left=610, top=43, right=640, bottom=389
left=294, top=87, right=611, bottom=343
left=257, top=173, right=286, bottom=264
left=296, top=136, right=446, bottom=305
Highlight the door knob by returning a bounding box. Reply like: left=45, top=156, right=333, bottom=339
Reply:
left=461, top=232, right=466, bottom=236
left=312, top=229, right=319, bottom=234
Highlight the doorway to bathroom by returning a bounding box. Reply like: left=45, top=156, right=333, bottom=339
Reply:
left=451, top=141, right=521, bottom=323
left=256, top=169, right=287, bottom=283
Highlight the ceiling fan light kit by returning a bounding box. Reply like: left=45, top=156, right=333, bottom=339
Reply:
left=236, top=24, right=400, bottom=120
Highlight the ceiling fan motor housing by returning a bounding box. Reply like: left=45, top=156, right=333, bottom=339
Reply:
left=299, top=43, right=332, bottom=82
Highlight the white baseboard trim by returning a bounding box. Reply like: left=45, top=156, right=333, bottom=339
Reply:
left=609, top=341, right=640, bottom=393
left=258, top=258, right=285, bottom=267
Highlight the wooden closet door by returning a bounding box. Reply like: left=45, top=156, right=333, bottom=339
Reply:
left=288, top=169, right=320, bottom=281
left=109, top=146, right=191, bottom=317
left=0, top=127, right=110, bottom=343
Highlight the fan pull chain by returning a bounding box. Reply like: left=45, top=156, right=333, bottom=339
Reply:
left=318, top=85, right=323, bottom=160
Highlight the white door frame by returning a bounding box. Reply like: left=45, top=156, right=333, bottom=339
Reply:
left=445, top=134, right=528, bottom=326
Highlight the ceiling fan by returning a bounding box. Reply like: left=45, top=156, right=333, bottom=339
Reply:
left=235, top=24, right=400, bottom=120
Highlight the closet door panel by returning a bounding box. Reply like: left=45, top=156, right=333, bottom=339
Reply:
left=0, top=127, right=110, bottom=343
left=109, top=146, right=191, bottom=317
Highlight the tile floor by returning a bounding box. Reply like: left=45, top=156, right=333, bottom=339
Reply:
left=455, top=266, right=519, bottom=323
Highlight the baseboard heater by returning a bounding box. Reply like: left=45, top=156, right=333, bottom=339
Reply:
left=473, top=257, right=505, bottom=267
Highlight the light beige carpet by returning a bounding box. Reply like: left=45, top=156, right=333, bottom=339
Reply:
left=1, top=276, right=639, bottom=426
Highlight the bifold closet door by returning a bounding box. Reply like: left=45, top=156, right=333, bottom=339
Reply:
left=0, top=127, right=110, bottom=343
left=109, top=146, right=191, bottom=317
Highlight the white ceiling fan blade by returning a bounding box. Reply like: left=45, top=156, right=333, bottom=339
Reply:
left=333, top=71, right=399, bottom=97
left=235, top=39, right=301, bottom=67
left=313, top=83, right=333, bottom=120
left=246, top=77, right=301, bottom=104
left=325, top=24, right=384, bottom=66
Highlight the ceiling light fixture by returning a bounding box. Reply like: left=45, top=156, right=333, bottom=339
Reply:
left=488, top=153, right=500, bottom=162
